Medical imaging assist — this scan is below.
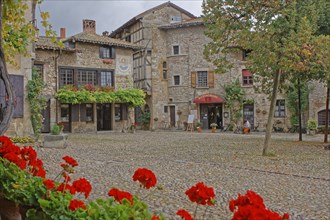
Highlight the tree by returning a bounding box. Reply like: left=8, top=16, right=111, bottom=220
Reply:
left=203, top=0, right=330, bottom=154
left=0, top=0, right=57, bottom=135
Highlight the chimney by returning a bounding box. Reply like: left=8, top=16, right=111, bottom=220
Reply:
left=60, top=28, right=66, bottom=39
left=102, top=31, right=109, bottom=36
left=83, top=19, right=96, bottom=34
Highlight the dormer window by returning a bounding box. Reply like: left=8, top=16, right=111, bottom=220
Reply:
left=100, top=46, right=115, bottom=59
left=64, top=41, right=75, bottom=48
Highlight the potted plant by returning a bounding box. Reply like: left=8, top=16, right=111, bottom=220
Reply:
left=43, top=123, right=68, bottom=148
left=210, top=123, right=218, bottom=133
left=196, top=122, right=202, bottom=133
left=307, top=119, right=317, bottom=135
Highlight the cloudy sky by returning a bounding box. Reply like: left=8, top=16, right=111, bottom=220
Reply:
left=37, top=0, right=203, bottom=37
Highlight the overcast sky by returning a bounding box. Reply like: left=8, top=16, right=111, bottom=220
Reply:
left=37, top=0, right=203, bottom=37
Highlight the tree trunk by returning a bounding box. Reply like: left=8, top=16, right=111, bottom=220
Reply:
left=0, top=0, right=15, bottom=135
left=325, top=86, right=329, bottom=143
left=298, top=78, right=302, bottom=141
left=262, top=69, right=281, bottom=155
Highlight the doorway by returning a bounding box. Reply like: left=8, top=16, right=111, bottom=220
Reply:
left=243, top=104, right=254, bottom=129
left=60, top=104, right=71, bottom=132
left=200, top=104, right=223, bottom=129
left=169, top=106, right=176, bottom=127
left=97, top=103, right=112, bottom=131
left=41, top=100, right=51, bottom=133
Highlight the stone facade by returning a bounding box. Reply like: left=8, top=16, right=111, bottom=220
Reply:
left=35, top=20, right=138, bottom=133
left=3, top=1, right=35, bottom=136
left=110, top=2, right=327, bottom=131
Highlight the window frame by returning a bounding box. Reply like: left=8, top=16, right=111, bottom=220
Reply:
left=242, top=69, right=253, bottom=86
left=173, top=45, right=179, bottom=55
left=274, top=99, right=286, bottom=118
left=100, top=46, right=115, bottom=59
left=59, top=68, right=74, bottom=87
left=173, top=75, right=180, bottom=86
left=85, top=103, right=94, bottom=122
left=77, top=70, right=97, bottom=87
left=197, top=71, right=208, bottom=88
left=318, top=110, right=330, bottom=126
left=162, top=61, right=167, bottom=80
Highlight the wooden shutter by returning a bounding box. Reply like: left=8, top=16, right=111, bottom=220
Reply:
left=208, top=71, right=214, bottom=88
left=80, top=104, right=86, bottom=122
left=191, top=71, right=196, bottom=88
left=121, top=104, right=128, bottom=120
left=111, top=47, right=116, bottom=59
left=10, top=75, right=24, bottom=118
left=71, top=104, right=79, bottom=122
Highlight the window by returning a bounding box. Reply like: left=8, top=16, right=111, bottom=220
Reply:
left=197, top=71, right=208, bottom=87
left=242, top=49, right=252, bottom=61
left=274, top=100, right=285, bottom=117
left=164, top=106, right=168, bottom=113
left=318, top=110, right=330, bottom=126
left=64, top=41, right=75, bottom=49
left=33, top=64, right=43, bottom=77
left=77, top=70, right=97, bottom=86
left=162, top=62, right=167, bottom=80
left=173, top=75, right=180, bottom=85
left=173, top=45, right=179, bottom=55
left=115, top=104, right=128, bottom=121
left=100, top=71, right=113, bottom=86
left=61, top=104, right=70, bottom=122
left=242, top=69, right=253, bottom=85
left=86, top=104, right=93, bottom=122
left=100, top=46, right=115, bottom=59
left=171, top=16, right=182, bottom=23
left=59, top=69, right=74, bottom=87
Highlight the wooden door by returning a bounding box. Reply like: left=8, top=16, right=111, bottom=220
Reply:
left=170, top=106, right=175, bottom=127
left=41, top=100, right=50, bottom=133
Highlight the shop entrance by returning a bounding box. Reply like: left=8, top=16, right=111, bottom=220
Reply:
left=200, top=104, right=223, bottom=129
left=97, top=103, right=112, bottom=131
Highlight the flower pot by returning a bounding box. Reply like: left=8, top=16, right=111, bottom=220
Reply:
left=0, top=197, right=22, bottom=220
left=197, top=127, right=202, bottom=133
left=211, top=127, right=216, bottom=133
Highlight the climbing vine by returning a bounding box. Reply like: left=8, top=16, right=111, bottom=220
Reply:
left=27, top=68, right=47, bottom=138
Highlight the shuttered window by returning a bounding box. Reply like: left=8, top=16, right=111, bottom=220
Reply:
left=208, top=71, right=214, bottom=88
left=191, top=71, right=196, bottom=88
left=0, top=75, right=24, bottom=118
left=197, top=71, right=208, bottom=87
left=100, top=46, right=115, bottom=59
left=318, top=110, right=330, bottom=126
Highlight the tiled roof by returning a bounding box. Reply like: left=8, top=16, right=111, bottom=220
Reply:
left=35, top=37, right=74, bottom=51
left=67, top=32, right=141, bottom=50
left=158, top=17, right=204, bottom=29
left=109, top=1, right=197, bottom=37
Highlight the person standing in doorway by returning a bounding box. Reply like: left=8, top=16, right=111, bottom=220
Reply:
left=243, top=119, right=251, bottom=134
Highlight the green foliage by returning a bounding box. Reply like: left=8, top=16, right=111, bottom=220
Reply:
left=223, top=79, right=245, bottom=124
left=2, top=0, right=62, bottom=65
left=141, top=111, right=151, bottom=125
left=286, top=81, right=309, bottom=126
left=9, top=136, right=35, bottom=144
left=27, top=68, right=47, bottom=138
left=55, top=86, right=146, bottom=107
left=51, top=124, right=61, bottom=135
left=307, top=119, right=317, bottom=130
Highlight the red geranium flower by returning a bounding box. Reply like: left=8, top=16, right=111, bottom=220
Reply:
left=62, top=156, right=78, bottom=167
left=62, top=173, right=71, bottom=183
left=43, top=179, right=56, bottom=190
left=20, top=146, right=37, bottom=162
left=132, top=168, right=157, bottom=189
left=151, top=216, right=161, bottom=220
left=283, top=213, right=290, bottom=219
left=72, top=178, right=92, bottom=199
left=3, top=152, right=26, bottom=169
left=185, top=182, right=215, bottom=206
left=68, top=199, right=86, bottom=211
left=176, top=209, right=194, bottom=220
left=108, top=188, right=133, bottom=205
left=57, top=183, right=76, bottom=195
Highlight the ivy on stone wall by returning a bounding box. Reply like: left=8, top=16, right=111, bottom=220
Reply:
left=27, top=69, right=47, bottom=138
left=55, top=85, right=145, bottom=107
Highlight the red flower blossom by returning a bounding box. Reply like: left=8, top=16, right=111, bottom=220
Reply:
left=230, top=190, right=286, bottom=220
left=3, top=152, right=26, bottom=169
left=132, top=168, right=157, bottom=189
left=62, top=156, right=78, bottom=167
left=72, top=178, right=92, bottom=199
left=283, top=213, right=290, bottom=219
left=185, top=182, right=215, bottom=206
left=43, top=179, right=55, bottom=190
left=0, top=136, right=20, bottom=156
left=108, top=188, right=133, bottom=205
left=57, top=183, right=76, bottom=195
left=20, top=146, right=37, bottom=162
left=68, top=199, right=86, bottom=211
left=176, top=209, right=194, bottom=220
left=62, top=173, right=71, bottom=183
left=151, top=216, right=161, bottom=220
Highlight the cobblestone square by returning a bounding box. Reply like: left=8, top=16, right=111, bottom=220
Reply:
left=37, top=131, right=330, bottom=220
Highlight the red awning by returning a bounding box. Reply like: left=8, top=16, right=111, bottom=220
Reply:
left=193, top=94, right=224, bottom=104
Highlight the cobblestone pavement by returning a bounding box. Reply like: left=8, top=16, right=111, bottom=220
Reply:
left=37, top=131, right=330, bottom=220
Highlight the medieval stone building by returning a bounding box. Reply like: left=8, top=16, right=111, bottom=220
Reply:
left=35, top=20, right=140, bottom=133
left=110, top=2, right=328, bottom=131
